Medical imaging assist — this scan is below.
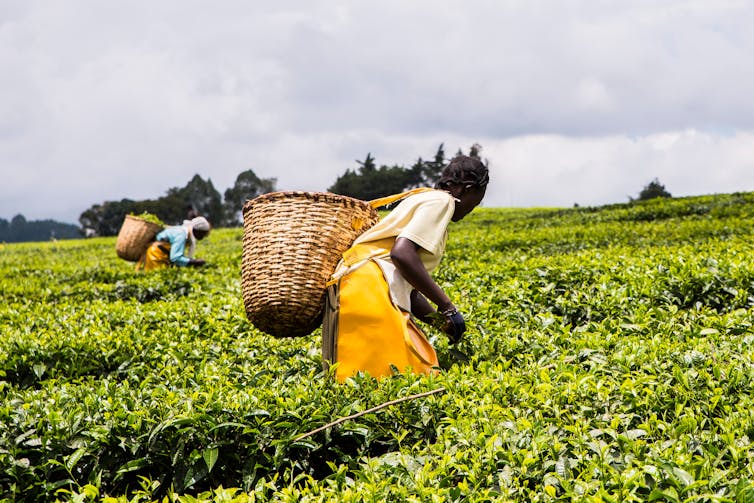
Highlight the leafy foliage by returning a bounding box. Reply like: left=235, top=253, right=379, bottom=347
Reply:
left=327, top=153, right=418, bottom=201
left=78, top=175, right=223, bottom=237
left=167, top=175, right=224, bottom=226
left=329, top=143, right=479, bottom=200
left=635, top=177, right=672, bottom=201
left=223, top=170, right=277, bottom=227
left=406, top=142, right=448, bottom=189
left=78, top=171, right=273, bottom=237
left=3, top=192, right=754, bottom=501
left=128, top=212, right=165, bottom=226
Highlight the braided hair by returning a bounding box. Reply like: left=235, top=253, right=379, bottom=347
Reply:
left=435, top=155, right=489, bottom=191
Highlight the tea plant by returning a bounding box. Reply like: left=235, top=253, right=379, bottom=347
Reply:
left=3, top=193, right=754, bottom=501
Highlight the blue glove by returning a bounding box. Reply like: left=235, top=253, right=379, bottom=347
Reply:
left=443, top=309, right=466, bottom=344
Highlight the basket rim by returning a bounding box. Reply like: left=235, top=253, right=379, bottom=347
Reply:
left=242, top=191, right=373, bottom=216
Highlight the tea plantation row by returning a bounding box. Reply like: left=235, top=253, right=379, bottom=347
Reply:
left=2, top=192, right=754, bottom=501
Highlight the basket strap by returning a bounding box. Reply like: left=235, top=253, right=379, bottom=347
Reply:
left=368, top=187, right=435, bottom=209
left=326, top=245, right=390, bottom=287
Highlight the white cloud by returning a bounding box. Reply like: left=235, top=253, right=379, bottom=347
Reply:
left=1, top=1, right=754, bottom=223
left=484, top=130, right=754, bottom=208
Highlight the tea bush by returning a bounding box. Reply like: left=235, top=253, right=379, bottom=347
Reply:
left=3, top=193, right=754, bottom=501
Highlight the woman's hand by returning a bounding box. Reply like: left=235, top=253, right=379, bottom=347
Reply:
left=188, top=258, right=206, bottom=267
left=411, top=291, right=466, bottom=344
left=442, top=308, right=466, bottom=344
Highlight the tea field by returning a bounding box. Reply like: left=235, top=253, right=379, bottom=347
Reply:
left=3, top=192, right=754, bottom=502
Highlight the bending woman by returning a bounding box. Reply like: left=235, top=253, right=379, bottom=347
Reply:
left=323, top=155, right=489, bottom=382
left=136, top=216, right=211, bottom=271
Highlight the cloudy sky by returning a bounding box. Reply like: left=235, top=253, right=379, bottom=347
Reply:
left=2, top=1, right=754, bottom=224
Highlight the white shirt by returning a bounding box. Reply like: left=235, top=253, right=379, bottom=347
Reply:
left=353, top=189, right=456, bottom=310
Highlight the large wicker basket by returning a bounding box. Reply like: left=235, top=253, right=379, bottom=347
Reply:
left=241, top=191, right=380, bottom=338
left=115, top=215, right=164, bottom=262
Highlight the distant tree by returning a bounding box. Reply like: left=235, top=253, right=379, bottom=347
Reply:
left=328, top=153, right=414, bottom=201
left=8, top=214, right=29, bottom=242
left=453, top=142, right=487, bottom=163
left=454, top=142, right=487, bottom=165
left=406, top=144, right=446, bottom=189
left=635, top=178, right=672, bottom=201
left=469, top=142, right=483, bottom=160
left=10, top=214, right=26, bottom=231
left=78, top=204, right=103, bottom=235
left=223, top=169, right=277, bottom=226
left=358, top=153, right=377, bottom=173
left=167, top=174, right=224, bottom=225
left=80, top=199, right=137, bottom=237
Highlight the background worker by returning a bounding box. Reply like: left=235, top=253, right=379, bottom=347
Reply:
left=136, top=216, right=211, bottom=271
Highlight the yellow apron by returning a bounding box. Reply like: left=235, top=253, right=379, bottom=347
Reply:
left=323, top=243, right=439, bottom=382
left=135, top=242, right=171, bottom=271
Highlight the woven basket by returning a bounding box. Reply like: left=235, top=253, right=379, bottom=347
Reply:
left=241, top=191, right=380, bottom=338
left=115, top=215, right=164, bottom=262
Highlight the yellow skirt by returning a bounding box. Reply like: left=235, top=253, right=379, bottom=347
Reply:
left=323, top=249, right=438, bottom=382
left=135, top=242, right=171, bottom=271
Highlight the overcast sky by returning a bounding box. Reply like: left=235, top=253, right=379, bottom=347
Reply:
left=2, top=1, right=754, bottom=224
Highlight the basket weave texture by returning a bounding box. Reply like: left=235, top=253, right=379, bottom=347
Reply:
left=242, top=191, right=380, bottom=338
left=115, top=215, right=164, bottom=262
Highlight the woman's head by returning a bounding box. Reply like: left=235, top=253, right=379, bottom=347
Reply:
left=435, top=155, right=489, bottom=221
left=190, top=216, right=211, bottom=240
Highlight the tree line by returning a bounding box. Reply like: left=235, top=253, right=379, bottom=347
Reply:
left=0, top=215, right=81, bottom=243
left=75, top=143, right=481, bottom=237
left=78, top=171, right=276, bottom=237
left=3, top=142, right=672, bottom=242
left=327, top=143, right=480, bottom=200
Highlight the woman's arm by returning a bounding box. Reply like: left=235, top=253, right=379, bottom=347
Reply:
left=390, top=237, right=455, bottom=313
left=392, top=236, right=467, bottom=343
left=409, top=290, right=435, bottom=323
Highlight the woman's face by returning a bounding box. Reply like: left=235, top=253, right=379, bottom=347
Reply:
left=194, top=229, right=210, bottom=240
left=451, top=185, right=486, bottom=222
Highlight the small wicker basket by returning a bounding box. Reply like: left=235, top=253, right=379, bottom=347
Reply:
left=241, top=191, right=380, bottom=338
left=115, top=215, right=164, bottom=262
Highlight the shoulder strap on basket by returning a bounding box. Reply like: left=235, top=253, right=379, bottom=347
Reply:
left=368, top=187, right=435, bottom=209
